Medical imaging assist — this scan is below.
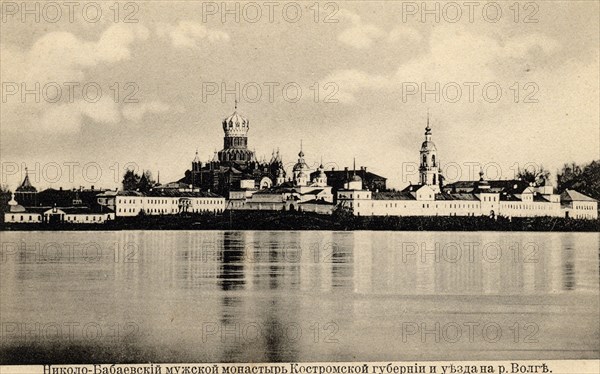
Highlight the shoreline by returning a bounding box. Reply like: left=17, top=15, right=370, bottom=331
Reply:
left=1, top=211, right=599, bottom=232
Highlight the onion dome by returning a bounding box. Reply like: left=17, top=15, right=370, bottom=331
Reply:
left=293, top=142, right=310, bottom=172
left=8, top=193, right=25, bottom=213
left=351, top=174, right=362, bottom=182
left=222, top=111, right=248, bottom=129
left=421, top=140, right=437, bottom=152
left=421, top=114, right=437, bottom=151
left=318, top=164, right=326, bottom=177
left=293, top=160, right=309, bottom=172
left=477, top=169, right=490, bottom=190
left=222, top=107, right=249, bottom=137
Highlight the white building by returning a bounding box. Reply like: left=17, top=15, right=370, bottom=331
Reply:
left=232, top=146, right=335, bottom=213
left=561, top=189, right=598, bottom=219
left=4, top=193, right=115, bottom=224
left=336, top=120, right=598, bottom=220
left=106, top=188, right=226, bottom=217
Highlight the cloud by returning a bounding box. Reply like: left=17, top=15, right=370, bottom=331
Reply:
left=337, top=10, right=386, bottom=49
left=0, top=24, right=169, bottom=134
left=323, top=69, right=388, bottom=103
left=337, top=10, right=422, bottom=49
left=327, top=24, right=562, bottom=102
left=122, top=101, right=171, bottom=122
left=1, top=24, right=149, bottom=84
left=387, top=26, right=423, bottom=44
left=156, top=21, right=230, bottom=49
left=38, top=98, right=121, bottom=133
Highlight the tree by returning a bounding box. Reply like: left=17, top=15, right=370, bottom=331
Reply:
left=516, top=165, right=550, bottom=186
left=138, top=171, right=155, bottom=192
left=122, top=170, right=157, bottom=192
left=557, top=160, right=600, bottom=200
left=122, top=169, right=140, bottom=191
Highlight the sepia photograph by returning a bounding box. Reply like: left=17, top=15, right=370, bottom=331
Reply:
left=0, top=1, right=599, bottom=373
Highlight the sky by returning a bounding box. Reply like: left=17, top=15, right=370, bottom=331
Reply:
left=1, top=1, right=599, bottom=191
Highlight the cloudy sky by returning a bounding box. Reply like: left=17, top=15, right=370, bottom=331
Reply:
left=1, top=1, right=598, bottom=190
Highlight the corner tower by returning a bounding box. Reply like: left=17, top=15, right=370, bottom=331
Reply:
left=419, top=113, right=440, bottom=193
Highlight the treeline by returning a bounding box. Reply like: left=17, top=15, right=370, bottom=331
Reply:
left=122, top=170, right=156, bottom=192
left=556, top=160, right=600, bottom=200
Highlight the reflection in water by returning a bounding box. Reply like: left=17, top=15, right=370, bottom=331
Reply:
left=220, top=232, right=246, bottom=291
left=561, top=235, right=576, bottom=291
left=0, top=230, right=598, bottom=363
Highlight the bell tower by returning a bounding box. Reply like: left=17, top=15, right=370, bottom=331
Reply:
left=419, top=113, right=440, bottom=193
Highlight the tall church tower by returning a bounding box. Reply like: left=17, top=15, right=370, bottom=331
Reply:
left=218, top=102, right=255, bottom=164
left=419, top=113, right=440, bottom=193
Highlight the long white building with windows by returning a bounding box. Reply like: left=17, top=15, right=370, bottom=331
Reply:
left=337, top=121, right=597, bottom=220
left=98, top=187, right=226, bottom=217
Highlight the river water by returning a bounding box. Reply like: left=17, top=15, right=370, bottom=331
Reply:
left=0, top=230, right=598, bottom=363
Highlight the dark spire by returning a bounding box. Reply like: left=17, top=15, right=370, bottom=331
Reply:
left=22, top=168, right=32, bottom=187
left=425, top=109, right=432, bottom=135
left=17, top=167, right=36, bottom=192
left=298, top=139, right=304, bottom=158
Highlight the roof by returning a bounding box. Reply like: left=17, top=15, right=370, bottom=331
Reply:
left=318, top=169, right=387, bottom=181
left=372, top=191, right=415, bottom=200
left=561, top=189, right=597, bottom=202
left=15, top=206, right=52, bottom=214
left=253, top=187, right=296, bottom=195
left=301, top=189, right=324, bottom=196
left=117, top=190, right=223, bottom=198
left=117, top=191, right=145, bottom=196
left=146, top=190, right=223, bottom=198
left=42, top=205, right=114, bottom=214
left=444, top=179, right=531, bottom=194
left=300, top=199, right=334, bottom=206
left=154, top=182, right=190, bottom=189
left=16, top=172, right=37, bottom=192
left=96, top=191, right=118, bottom=197
left=533, top=194, right=551, bottom=202
left=435, top=193, right=479, bottom=201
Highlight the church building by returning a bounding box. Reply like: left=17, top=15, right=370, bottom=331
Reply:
left=178, top=105, right=284, bottom=196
